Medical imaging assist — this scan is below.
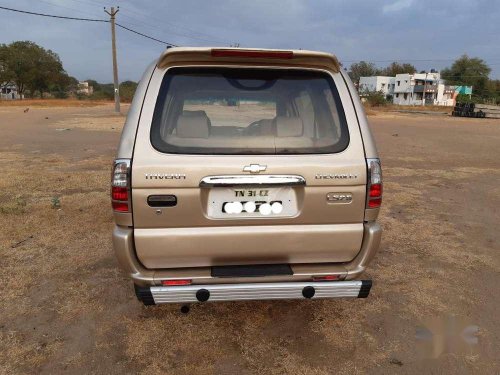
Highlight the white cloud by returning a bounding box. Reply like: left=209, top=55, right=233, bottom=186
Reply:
left=382, top=0, right=414, bottom=13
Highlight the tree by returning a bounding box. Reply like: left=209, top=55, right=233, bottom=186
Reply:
left=0, top=44, right=12, bottom=84
left=0, top=41, right=71, bottom=98
left=441, top=54, right=491, bottom=98
left=348, top=61, right=380, bottom=83
left=50, top=74, right=78, bottom=98
left=348, top=60, right=417, bottom=82
left=380, top=62, right=416, bottom=76
left=119, top=80, right=138, bottom=102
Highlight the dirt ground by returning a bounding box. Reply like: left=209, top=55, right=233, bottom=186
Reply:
left=0, top=104, right=499, bottom=374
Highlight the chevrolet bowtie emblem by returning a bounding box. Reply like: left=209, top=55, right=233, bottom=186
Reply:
left=243, top=164, right=267, bottom=173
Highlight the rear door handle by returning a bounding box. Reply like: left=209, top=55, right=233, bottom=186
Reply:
left=147, top=195, right=177, bottom=207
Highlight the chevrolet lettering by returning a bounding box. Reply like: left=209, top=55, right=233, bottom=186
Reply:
left=315, top=173, right=358, bottom=180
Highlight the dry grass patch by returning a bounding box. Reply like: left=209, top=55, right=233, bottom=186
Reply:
left=50, top=115, right=125, bottom=132
left=0, top=330, right=64, bottom=374
left=366, top=104, right=452, bottom=115
left=1, top=106, right=499, bottom=374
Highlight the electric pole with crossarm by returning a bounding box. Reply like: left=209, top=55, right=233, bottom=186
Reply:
left=104, top=6, right=120, bottom=113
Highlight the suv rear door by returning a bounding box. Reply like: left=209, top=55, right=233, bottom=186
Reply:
left=131, top=62, right=367, bottom=269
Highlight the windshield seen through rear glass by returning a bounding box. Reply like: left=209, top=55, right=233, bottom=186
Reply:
left=150, top=67, right=349, bottom=155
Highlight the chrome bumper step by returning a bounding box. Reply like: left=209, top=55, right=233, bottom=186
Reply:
left=135, top=280, right=372, bottom=305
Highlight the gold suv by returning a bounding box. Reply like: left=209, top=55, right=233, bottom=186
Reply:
left=111, top=48, right=382, bottom=305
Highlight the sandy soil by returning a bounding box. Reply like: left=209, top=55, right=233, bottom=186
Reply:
left=0, top=104, right=499, bottom=374
left=0, top=99, right=115, bottom=108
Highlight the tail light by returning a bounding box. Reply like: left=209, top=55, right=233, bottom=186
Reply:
left=111, top=159, right=131, bottom=212
left=312, top=275, right=341, bottom=281
left=366, top=158, right=382, bottom=209
left=211, top=49, right=294, bottom=59
left=161, top=279, right=192, bottom=286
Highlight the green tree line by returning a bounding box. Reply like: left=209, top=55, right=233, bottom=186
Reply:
left=82, top=80, right=137, bottom=102
left=1, top=40, right=137, bottom=101
left=0, top=41, right=77, bottom=98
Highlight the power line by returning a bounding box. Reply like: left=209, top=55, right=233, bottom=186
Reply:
left=117, top=6, right=230, bottom=44
left=62, top=0, right=229, bottom=43
left=115, top=23, right=178, bottom=47
left=1, top=5, right=497, bottom=69
left=23, top=0, right=231, bottom=44
left=118, top=12, right=229, bottom=45
left=0, top=5, right=179, bottom=46
left=0, top=5, right=107, bottom=22
left=36, top=0, right=105, bottom=20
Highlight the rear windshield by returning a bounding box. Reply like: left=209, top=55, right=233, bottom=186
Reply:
left=150, top=67, right=349, bottom=155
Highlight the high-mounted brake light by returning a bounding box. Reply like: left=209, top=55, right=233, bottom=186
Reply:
left=366, top=159, right=382, bottom=209
left=111, top=159, right=131, bottom=213
left=161, top=279, right=192, bottom=286
left=211, top=49, right=294, bottom=59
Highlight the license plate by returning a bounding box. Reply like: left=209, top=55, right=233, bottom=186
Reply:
left=207, top=187, right=298, bottom=219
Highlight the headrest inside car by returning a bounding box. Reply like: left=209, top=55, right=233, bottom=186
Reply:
left=275, top=116, right=304, bottom=137
left=176, top=111, right=210, bottom=138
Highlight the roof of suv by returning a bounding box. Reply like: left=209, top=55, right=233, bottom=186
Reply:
left=157, top=47, right=341, bottom=73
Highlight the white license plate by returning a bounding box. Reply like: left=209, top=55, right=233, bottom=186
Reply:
left=207, top=187, right=298, bottom=219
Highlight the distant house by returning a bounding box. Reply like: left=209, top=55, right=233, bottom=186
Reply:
left=393, top=72, right=457, bottom=106
left=0, top=82, right=22, bottom=100
left=360, top=71, right=472, bottom=106
left=359, top=76, right=395, bottom=99
left=77, top=81, right=94, bottom=95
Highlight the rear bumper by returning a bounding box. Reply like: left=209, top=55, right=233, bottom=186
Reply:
left=112, top=222, right=382, bottom=287
left=135, top=280, right=372, bottom=305
left=134, top=223, right=364, bottom=268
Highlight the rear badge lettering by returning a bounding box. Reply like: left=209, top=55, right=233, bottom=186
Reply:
left=315, top=173, right=358, bottom=180
left=327, top=192, right=353, bottom=204
left=145, top=173, right=186, bottom=180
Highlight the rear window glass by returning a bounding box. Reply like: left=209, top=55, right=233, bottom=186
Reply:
left=150, top=67, right=349, bottom=155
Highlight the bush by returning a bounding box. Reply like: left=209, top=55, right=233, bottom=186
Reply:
left=456, top=93, right=474, bottom=103
left=89, top=90, right=113, bottom=100
left=119, top=81, right=138, bottom=102
left=363, top=90, right=387, bottom=107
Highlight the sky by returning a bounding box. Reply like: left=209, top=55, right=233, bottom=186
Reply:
left=1, top=0, right=499, bottom=82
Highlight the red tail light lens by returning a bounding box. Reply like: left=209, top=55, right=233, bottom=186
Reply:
left=112, top=201, right=129, bottom=212
left=161, top=279, right=192, bottom=286
left=369, top=183, right=382, bottom=198
left=111, top=159, right=131, bottom=213
left=313, top=275, right=341, bottom=281
left=368, top=197, right=382, bottom=208
left=112, top=186, right=128, bottom=201
left=366, top=159, right=382, bottom=209
left=211, top=49, right=293, bottom=59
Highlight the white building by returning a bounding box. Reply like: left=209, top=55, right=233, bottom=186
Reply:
left=359, top=76, right=395, bottom=99
left=77, top=81, right=94, bottom=95
left=0, top=82, right=22, bottom=100
left=393, top=72, right=458, bottom=106
left=360, top=71, right=462, bottom=106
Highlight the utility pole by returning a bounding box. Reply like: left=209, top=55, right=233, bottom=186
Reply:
left=104, top=6, right=120, bottom=113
